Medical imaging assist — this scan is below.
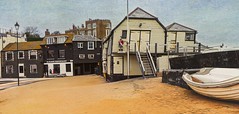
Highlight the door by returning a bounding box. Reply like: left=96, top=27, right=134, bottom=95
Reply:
left=130, top=31, right=140, bottom=52
left=19, top=64, right=25, bottom=77
left=113, top=57, right=123, bottom=74
left=140, top=31, right=150, bottom=52
left=53, top=64, right=60, bottom=74
left=130, top=30, right=150, bottom=52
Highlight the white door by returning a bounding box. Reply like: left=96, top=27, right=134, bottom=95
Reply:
left=113, top=57, right=123, bottom=74
left=19, top=64, right=25, bottom=77
left=140, top=31, right=150, bottom=52
left=130, top=31, right=140, bottom=52
left=130, top=31, right=150, bottom=52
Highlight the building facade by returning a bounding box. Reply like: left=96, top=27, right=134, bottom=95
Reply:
left=65, top=19, right=111, bottom=40
left=103, top=7, right=167, bottom=81
left=72, top=35, right=102, bottom=75
left=41, top=33, right=74, bottom=76
left=166, top=22, right=198, bottom=53
left=0, top=32, right=26, bottom=78
left=1, top=41, right=43, bottom=78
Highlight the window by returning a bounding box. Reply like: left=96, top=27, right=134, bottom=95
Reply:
left=6, top=65, right=13, bottom=74
left=48, top=50, right=54, bottom=58
left=93, top=23, right=96, bottom=28
left=47, top=36, right=66, bottom=44
left=57, top=36, right=66, bottom=44
left=29, top=50, right=37, bottom=60
left=5, top=52, right=14, bottom=61
left=58, top=50, right=65, bottom=58
left=79, top=54, right=85, bottom=59
left=88, top=42, right=94, bottom=50
left=121, top=30, right=127, bottom=39
left=77, top=42, right=83, bottom=48
left=87, top=30, right=92, bottom=35
left=87, top=24, right=91, bottom=29
left=66, top=64, right=71, bottom=72
left=106, top=23, right=111, bottom=28
left=106, top=29, right=110, bottom=36
left=185, top=33, right=195, bottom=41
left=88, top=54, right=94, bottom=59
left=93, top=29, right=96, bottom=37
left=30, top=64, right=37, bottom=73
left=80, top=31, right=85, bottom=35
left=47, top=37, right=54, bottom=44
left=18, top=51, right=24, bottom=59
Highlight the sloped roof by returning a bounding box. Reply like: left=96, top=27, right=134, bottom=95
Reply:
left=73, top=35, right=101, bottom=41
left=2, top=41, right=42, bottom=51
left=166, top=22, right=197, bottom=32
left=41, top=33, right=74, bottom=45
left=104, top=7, right=166, bottom=43
left=128, top=7, right=156, bottom=19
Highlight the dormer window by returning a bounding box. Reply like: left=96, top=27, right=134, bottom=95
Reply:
left=46, top=36, right=67, bottom=44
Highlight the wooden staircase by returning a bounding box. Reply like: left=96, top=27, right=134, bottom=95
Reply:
left=136, top=44, right=157, bottom=78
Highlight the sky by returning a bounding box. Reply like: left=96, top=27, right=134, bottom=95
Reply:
left=0, top=0, right=238, bottom=47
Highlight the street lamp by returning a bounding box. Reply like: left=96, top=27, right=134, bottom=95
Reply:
left=15, top=22, right=20, bottom=86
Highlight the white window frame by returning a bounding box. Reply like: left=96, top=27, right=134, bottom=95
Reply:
left=88, top=42, right=94, bottom=50
left=93, top=23, right=96, bottom=28
left=28, top=50, right=37, bottom=60
left=88, top=54, right=94, bottom=59
left=18, top=51, right=24, bottom=59
left=77, top=42, right=83, bottom=48
left=6, top=65, right=13, bottom=74
left=106, top=23, right=111, bottom=28
left=87, top=30, right=92, bottom=36
left=79, top=54, right=85, bottom=59
left=30, top=64, right=37, bottom=73
left=5, top=51, right=14, bottom=61
left=87, top=24, right=91, bottom=29
left=93, top=29, right=96, bottom=37
left=106, top=29, right=110, bottom=36
left=47, top=37, right=53, bottom=44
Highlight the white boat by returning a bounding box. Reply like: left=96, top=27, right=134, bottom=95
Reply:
left=182, top=68, right=239, bottom=101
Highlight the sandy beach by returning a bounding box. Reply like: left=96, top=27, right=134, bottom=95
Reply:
left=0, top=75, right=238, bottom=114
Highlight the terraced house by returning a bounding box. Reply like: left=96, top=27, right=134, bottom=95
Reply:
left=1, top=41, right=43, bottom=78
left=41, top=33, right=74, bottom=77
left=72, top=35, right=102, bottom=75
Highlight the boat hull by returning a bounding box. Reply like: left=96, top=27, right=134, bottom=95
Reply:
left=188, top=84, right=239, bottom=101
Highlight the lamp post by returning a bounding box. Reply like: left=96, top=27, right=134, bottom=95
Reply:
left=15, top=22, right=20, bottom=86
left=1, top=34, right=2, bottom=78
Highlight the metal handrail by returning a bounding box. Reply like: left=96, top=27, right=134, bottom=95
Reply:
left=136, top=51, right=145, bottom=76
left=146, top=44, right=157, bottom=76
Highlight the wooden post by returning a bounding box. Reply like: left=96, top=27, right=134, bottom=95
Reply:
left=176, top=42, right=179, bottom=53
left=198, top=43, right=201, bottom=53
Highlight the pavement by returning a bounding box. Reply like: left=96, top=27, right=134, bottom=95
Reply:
left=0, top=78, right=53, bottom=90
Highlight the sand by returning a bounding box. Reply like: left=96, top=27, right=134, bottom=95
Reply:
left=0, top=75, right=238, bottom=114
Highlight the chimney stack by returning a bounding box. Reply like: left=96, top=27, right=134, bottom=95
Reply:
left=45, top=29, right=50, bottom=36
